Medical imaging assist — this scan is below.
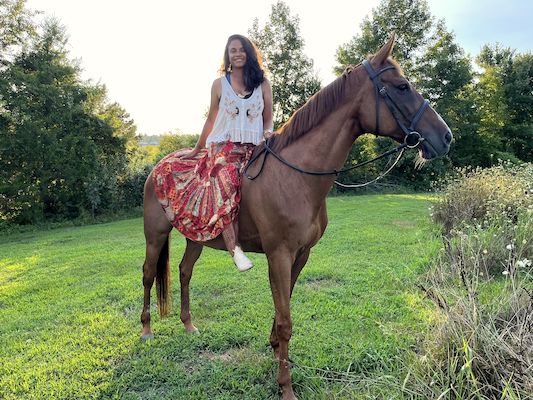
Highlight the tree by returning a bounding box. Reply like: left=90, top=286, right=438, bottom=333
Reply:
left=477, top=45, right=533, bottom=162
left=248, top=1, right=321, bottom=128
left=0, top=0, right=36, bottom=66
left=335, top=0, right=434, bottom=76
left=155, top=132, right=199, bottom=162
left=505, top=53, right=533, bottom=161
left=477, top=44, right=533, bottom=161
left=0, top=17, right=133, bottom=223
left=416, top=22, right=479, bottom=167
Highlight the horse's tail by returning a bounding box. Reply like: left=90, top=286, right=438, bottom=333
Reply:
left=156, top=233, right=171, bottom=318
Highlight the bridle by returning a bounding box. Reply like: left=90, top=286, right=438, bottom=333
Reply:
left=245, top=60, right=431, bottom=187
left=362, top=60, right=429, bottom=149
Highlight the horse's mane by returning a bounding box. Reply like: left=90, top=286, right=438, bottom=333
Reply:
left=268, top=56, right=401, bottom=152
left=269, top=64, right=362, bottom=152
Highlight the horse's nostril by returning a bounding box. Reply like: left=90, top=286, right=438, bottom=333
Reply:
left=444, top=131, right=453, bottom=144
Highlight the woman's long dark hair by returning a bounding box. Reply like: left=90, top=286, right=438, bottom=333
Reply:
left=220, top=34, right=265, bottom=92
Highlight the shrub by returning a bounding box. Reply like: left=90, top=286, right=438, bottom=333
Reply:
left=431, top=162, right=533, bottom=235
left=403, top=163, right=533, bottom=398
left=410, top=231, right=533, bottom=398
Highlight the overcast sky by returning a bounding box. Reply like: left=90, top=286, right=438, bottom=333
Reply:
left=25, top=0, right=533, bottom=136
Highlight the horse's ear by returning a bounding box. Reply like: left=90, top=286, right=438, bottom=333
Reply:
left=372, top=33, right=396, bottom=65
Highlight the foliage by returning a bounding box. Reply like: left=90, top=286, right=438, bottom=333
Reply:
left=477, top=45, right=533, bottom=162
left=335, top=0, right=434, bottom=75
left=415, top=23, right=481, bottom=169
left=0, top=0, right=36, bottom=65
left=1, top=0, right=531, bottom=227
left=431, top=162, right=533, bottom=235
left=0, top=8, right=147, bottom=225
left=248, top=0, right=321, bottom=128
left=404, top=164, right=533, bottom=398
left=155, top=132, right=199, bottom=162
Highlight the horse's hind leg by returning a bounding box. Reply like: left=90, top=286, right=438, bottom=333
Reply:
left=179, top=239, right=203, bottom=334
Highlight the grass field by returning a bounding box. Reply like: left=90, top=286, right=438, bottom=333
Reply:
left=0, top=194, right=442, bottom=399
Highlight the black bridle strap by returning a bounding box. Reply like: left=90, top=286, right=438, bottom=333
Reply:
left=362, top=60, right=429, bottom=138
left=409, top=99, right=430, bottom=131
left=244, top=136, right=409, bottom=180
left=363, top=62, right=395, bottom=135
left=244, top=61, right=429, bottom=182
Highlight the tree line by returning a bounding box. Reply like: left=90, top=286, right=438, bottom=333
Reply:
left=1, top=0, right=531, bottom=225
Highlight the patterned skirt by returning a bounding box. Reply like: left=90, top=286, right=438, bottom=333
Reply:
left=152, top=141, right=254, bottom=242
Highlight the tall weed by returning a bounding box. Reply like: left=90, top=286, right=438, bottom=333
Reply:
left=404, top=163, right=533, bottom=399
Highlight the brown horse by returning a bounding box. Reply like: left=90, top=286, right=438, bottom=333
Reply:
left=140, top=35, right=452, bottom=400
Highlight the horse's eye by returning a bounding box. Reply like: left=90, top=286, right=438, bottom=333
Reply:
left=397, top=83, right=409, bottom=92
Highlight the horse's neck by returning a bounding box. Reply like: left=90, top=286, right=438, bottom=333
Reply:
left=308, top=110, right=361, bottom=171
left=282, top=104, right=362, bottom=195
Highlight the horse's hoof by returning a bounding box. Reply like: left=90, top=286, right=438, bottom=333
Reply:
left=186, top=327, right=200, bottom=335
left=282, top=392, right=298, bottom=400
left=141, top=333, right=154, bottom=341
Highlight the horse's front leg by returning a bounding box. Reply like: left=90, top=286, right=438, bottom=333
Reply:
left=270, top=248, right=310, bottom=360
left=179, top=239, right=203, bottom=334
left=267, top=248, right=298, bottom=400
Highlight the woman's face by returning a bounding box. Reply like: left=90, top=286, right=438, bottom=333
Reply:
left=228, top=39, right=247, bottom=69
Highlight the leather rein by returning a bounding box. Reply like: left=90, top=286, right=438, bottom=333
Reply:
left=244, top=60, right=430, bottom=188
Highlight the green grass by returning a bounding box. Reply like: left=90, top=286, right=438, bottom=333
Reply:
left=0, top=194, right=442, bottom=399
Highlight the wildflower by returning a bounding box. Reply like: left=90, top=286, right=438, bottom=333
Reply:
left=483, top=249, right=488, bottom=254
left=516, top=259, right=532, bottom=268
left=502, top=270, right=509, bottom=275
left=523, top=239, right=527, bottom=245
left=506, top=244, right=515, bottom=250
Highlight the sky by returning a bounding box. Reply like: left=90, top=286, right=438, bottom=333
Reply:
left=25, top=0, right=533, bottom=136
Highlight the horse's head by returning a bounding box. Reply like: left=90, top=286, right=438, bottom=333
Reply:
left=358, top=34, right=452, bottom=160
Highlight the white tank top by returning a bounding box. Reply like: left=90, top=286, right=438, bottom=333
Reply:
left=206, top=76, right=264, bottom=145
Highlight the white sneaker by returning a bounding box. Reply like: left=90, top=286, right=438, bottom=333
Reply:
left=233, top=246, right=253, bottom=272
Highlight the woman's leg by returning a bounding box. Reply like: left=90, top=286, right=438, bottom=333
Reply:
left=222, top=221, right=253, bottom=272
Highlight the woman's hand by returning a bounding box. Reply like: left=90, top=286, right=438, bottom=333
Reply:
left=263, top=129, right=274, bottom=139
left=181, top=145, right=202, bottom=159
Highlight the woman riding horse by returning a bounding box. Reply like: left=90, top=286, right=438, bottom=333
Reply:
left=151, top=34, right=273, bottom=273
left=141, top=34, right=452, bottom=400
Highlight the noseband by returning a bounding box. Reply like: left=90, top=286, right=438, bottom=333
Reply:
left=244, top=61, right=432, bottom=187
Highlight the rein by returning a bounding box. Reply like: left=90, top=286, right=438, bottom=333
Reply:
left=244, top=60, right=430, bottom=188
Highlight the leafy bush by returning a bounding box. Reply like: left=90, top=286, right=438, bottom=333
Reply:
left=431, top=162, right=533, bottom=234
left=404, top=163, right=533, bottom=398
left=155, top=133, right=199, bottom=162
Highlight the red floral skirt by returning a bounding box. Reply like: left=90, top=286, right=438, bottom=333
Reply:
left=152, top=141, right=254, bottom=241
